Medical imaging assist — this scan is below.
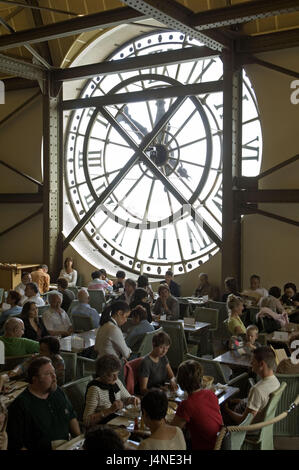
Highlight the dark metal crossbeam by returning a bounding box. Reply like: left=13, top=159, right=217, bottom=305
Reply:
left=239, top=54, right=299, bottom=80
left=255, top=209, right=299, bottom=227
left=0, top=90, right=40, bottom=129
left=238, top=27, right=299, bottom=53
left=0, top=159, right=43, bottom=187
left=53, top=46, right=218, bottom=82
left=0, top=0, right=79, bottom=16
left=257, top=154, right=299, bottom=180
left=62, top=80, right=223, bottom=110
left=0, top=193, right=43, bottom=203
left=0, top=206, right=43, bottom=237
left=190, top=0, right=299, bottom=30
left=235, top=189, right=299, bottom=203
left=0, top=7, right=148, bottom=50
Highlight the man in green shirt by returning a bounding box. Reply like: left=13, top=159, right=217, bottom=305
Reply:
left=0, top=317, right=39, bottom=356
left=7, top=356, right=81, bottom=450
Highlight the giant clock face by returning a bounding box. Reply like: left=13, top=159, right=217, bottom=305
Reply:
left=64, top=30, right=262, bottom=278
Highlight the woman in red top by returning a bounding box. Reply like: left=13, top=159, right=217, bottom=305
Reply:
left=171, top=360, right=223, bottom=450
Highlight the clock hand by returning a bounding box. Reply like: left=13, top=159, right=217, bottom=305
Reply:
left=116, top=105, right=148, bottom=139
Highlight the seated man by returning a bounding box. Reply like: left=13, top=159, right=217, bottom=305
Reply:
left=88, top=270, right=113, bottom=293
left=71, top=289, right=100, bottom=329
left=57, top=277, right=75, bottom=312
left=160, top=270, right=181, bottom=297
left=7, top=356, right=80, bottom=450
left=242, top=274, right=268, bottom=305
left=223, top=346, right=280, bottom=425
left=113, top=270, right=126, bottom=292
left=125, top=306, right=154, bottom=351
left=194, top=272, right=219, bottom=300
left=0, top=317, right=39, bottom=356
left=0, top=290, right=22, bottom=330
left=31, top=265, right=50, bottom=295
left=15, top=271, right=32, bottom=302
left=153, top=284, right=179, bottom=321
left=42, top=291, right=73, bottom=337
left=22, top=282, right=45, bottom=307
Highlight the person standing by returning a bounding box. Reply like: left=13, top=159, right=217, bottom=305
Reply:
left=31, top=265, right=50, bottom=295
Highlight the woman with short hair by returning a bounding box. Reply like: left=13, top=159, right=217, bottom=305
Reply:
left=152, top=284, right=179, bottom=321
left=138, top=389, right=186, bottom=450
left=138, top=331, right=177, bottom=395
left=83, top=354, right=139, bottom=427
left=0, top=290, right=22, bottom=330
left=171, top=360, right=222, bottom=450
left=125, top=305, right=154, bottom=351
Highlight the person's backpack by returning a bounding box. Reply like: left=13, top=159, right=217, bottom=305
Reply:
left=258, top=316, right=281, bottom=333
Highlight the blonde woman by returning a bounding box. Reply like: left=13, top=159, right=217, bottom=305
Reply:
left=226, top=294, right=246, bottom=336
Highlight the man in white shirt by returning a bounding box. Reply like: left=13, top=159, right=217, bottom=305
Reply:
left=87, top=271, right=113, bottom=293
left=71, top=289, right=99, bottom=329
left=42, top=291, right=73, bottom=337
left=22, top=282, right=45, bottom=306
left=249, top=274, right=268, bottom=298
left=223, top=346, right=280, bottom=424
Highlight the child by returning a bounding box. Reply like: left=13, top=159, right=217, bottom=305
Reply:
left=245, top=325, right=261, bottom=352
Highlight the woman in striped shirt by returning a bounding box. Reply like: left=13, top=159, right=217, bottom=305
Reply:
left=83, top=354, right=139, bottom=427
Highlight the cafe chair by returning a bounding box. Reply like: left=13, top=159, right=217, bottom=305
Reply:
left=133, top=327, right=163, bottom=359
left=159, top=320, right=188, bottom=370
left=186, top=353, right=249, bottom=395
left=68, top=286, right=79, bottom=298
left=60, top=351, right=77, bottom=384
left=87, top=289, right=105, bottom=313
left=124, top=357, right=143, bottom=394
left=217, top=413, right=254, bottom=450
left=274, top=373, right=299, bottom=436
left=242, top=382, right=287, bottom=450
left=190, top=307, right=219, bottom=355
left=71, top=314, right=94, bottom=333
left=67, top=299, right=79, bottom=317
left=76, top=356, right=96, bottom=378
left=206, top=301, right=227, bottom=339
left=37, top=305, right=49, bottom=317
left=61, top=375, right=93, bottom=423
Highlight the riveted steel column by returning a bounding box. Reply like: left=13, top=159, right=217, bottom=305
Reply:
left=43, top=76, right=63, bottom=280
left=221, top=50, right=242, bottom=290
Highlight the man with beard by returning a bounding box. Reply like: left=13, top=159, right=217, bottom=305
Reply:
left=7, top=356, right=80, bottom=450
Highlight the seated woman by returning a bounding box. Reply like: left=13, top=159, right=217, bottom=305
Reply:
left=129, top=288, right=152, bottom=323
left=139, top=389, right=186, bottom=450
left=20, top=301, right=49, bottom=341
left=281, top=282, right=299, bottom=307
left=83, top=424, right=124, bottom=450
left=152, top=284, right=179, bottom=321
left=137, top=274, right=154, bottom=303
left=59, top=256, right=78, bottom=287
left=226, top=294, right=246, bottom=337
left=83, top=354, right=139, bottom=427
left=0, top=290, right=22, bottom=330
left=258, top=286, right=284, bottom=314
left=138, top=331, right=177, bottom=395
left=7, top=335, right=65, bottom=386
left=125, top=306, right=154, bottom=351
left=42, top=291, right=73, bottom=337
left=222, top=277, right=240, bottom=303
left=95, top=301, right=132, bottom=360
left=171, top=359, right=223, bottom=450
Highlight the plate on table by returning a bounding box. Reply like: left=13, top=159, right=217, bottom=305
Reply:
left=117, top=405, right=140, bottom=419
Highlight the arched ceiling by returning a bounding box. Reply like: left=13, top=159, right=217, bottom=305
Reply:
left=0, top=0, right=299, bottom=85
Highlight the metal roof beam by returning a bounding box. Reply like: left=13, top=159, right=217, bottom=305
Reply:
left=53, top=45, right=218, bottom=82
left=0, top=7, right=148, bottom=50
left=190, top=0, right=299, bottom=30
left=0, top=52, right=45, bottom=80
left=237, top=27, right=299, bottom=53
left=121, top=0, right=232, bottom=51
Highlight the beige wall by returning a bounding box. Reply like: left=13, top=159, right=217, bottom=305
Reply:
left=0, top=46, right=298, bottom=296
